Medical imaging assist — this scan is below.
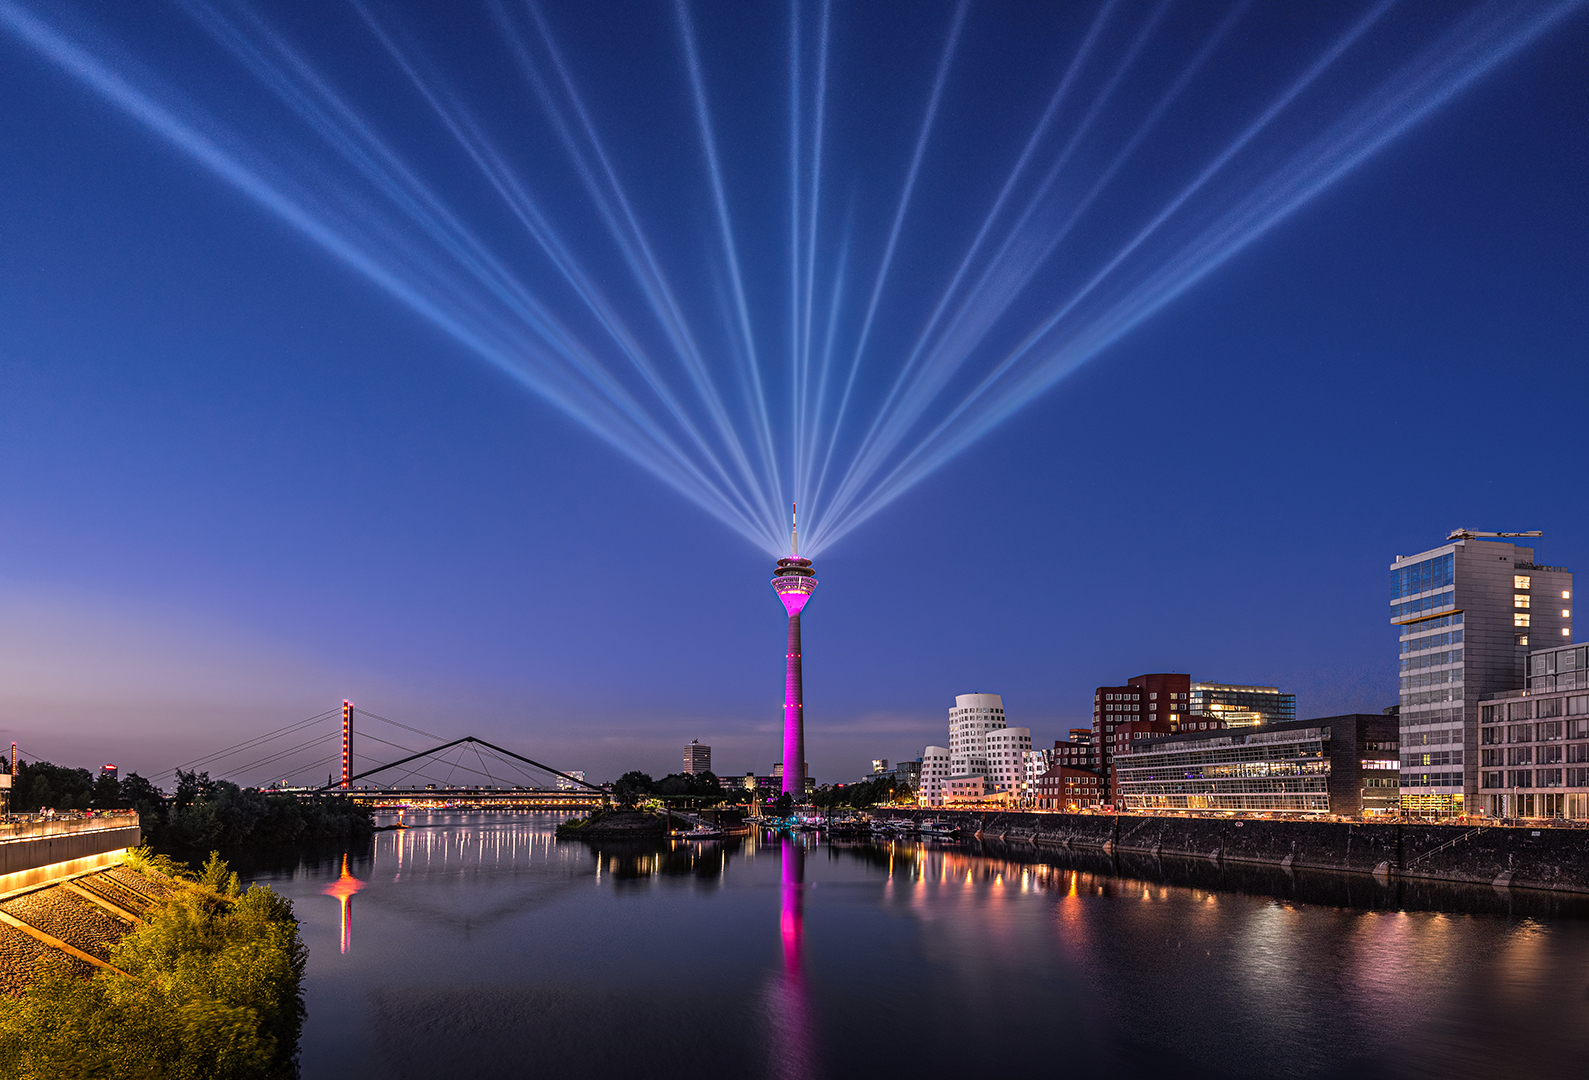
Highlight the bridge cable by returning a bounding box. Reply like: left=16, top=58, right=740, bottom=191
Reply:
left=153, top=709, right=339, bottom=782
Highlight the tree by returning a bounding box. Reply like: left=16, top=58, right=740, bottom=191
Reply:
left=92, top=772, right=121, bottom=809
left=613, top=771, right=655, bottom=807
left=12, top=761, right=95, bottom=811
left=119, top=773, right=164, bottom=816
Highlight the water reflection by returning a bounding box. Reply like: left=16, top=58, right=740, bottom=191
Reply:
left=320, top=852, right=365, bottom=954
left=767, top=837, right=816, bottom=1080
left=223, top=815, right=1589, bottom=1080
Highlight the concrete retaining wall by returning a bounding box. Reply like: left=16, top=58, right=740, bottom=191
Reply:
left=884, top=809, right=1589, bottom=893
left=0, top=825, right=141, bottom=880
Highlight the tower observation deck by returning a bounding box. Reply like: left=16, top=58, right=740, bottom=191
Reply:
left=772, top=505, right=817, bottom=798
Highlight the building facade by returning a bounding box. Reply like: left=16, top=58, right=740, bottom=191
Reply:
left=1034, top=764, right=1104, bottom=809
left=944, top=774, right=990, bottom=803
left=947, top=693, right=1007, bottom=777
left=894, top=758, right=923, bottom=788
left=1393, top=539, right=1572, bottom=815
left=1092, top=673, right=1192, bottom=794
left=1187, top=683, right=1296, bottom=728
left=1114, top=715, right=1401, bottom=815
left=918, top=747, right=951, bottom=807
left=984, top=726, right=1032, bottom=795
left=1477, top=640, right=1589, bottom=819
left=683, top=740, right=712, bottom=775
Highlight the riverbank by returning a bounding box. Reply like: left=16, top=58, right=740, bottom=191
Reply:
left=0, top=850, right=305, bottom=1079
left=878, top=809, right=1589, bottom=893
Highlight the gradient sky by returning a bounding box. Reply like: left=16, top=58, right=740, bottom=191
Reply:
left=0, top=1, right=1586, bottom=787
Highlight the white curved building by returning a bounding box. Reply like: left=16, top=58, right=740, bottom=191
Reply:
left=918, top=746, right=951, bottom=806
left=984, top=726, right=1032, bottom=794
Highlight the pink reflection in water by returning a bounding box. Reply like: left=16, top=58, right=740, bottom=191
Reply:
left=765, top=838, right=816, bottom=1080
left=321, top=852, right=366, bottom=955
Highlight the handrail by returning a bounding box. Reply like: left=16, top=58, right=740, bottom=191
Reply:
left=1403, top=826, right=1485, bottom=868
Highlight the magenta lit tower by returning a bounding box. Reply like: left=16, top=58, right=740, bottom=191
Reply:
left=772, top=503, right=817, bottom=799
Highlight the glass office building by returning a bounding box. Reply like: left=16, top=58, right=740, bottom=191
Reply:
left=1393, top=540, right=1572, bottom=815
left=1187, top=683, right=1296, bottom=729
left=1115, top=715, right=1400, bottom=815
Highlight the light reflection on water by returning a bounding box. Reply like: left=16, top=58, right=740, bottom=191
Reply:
left=235, top=813, right=1589, bottom=1079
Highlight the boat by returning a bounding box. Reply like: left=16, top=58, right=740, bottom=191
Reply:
left=918, top=819, right=959, bottom=838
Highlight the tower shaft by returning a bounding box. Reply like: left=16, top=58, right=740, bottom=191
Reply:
left=783, top=612, right=805, bottom=797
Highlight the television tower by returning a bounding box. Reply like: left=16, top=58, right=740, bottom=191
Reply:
left=772, top=503, right=817, bottom=799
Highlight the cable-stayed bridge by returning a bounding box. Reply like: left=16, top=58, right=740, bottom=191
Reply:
left=155, top=705, right=606, bottom=810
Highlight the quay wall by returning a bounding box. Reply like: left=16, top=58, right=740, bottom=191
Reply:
left=878, top=809, right=1589, bottom=893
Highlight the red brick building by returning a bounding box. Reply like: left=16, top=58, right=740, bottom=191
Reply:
left=1034, top=764, right=1104, bottom=809
left=1092, top=673, right=1227, bottom=801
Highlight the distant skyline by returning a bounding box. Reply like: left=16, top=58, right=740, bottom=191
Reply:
left=0, top=2, right=1586, bottom=785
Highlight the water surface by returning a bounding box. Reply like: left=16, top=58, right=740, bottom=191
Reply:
left=239, top=812, right=1589, bottom=1079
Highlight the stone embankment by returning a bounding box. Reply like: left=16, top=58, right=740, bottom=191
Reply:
left=881, top=810, right=1589, bottom=893
left=0, top=865, right=176, bottom=995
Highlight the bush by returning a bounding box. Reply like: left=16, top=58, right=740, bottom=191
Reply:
left=0, top=852, right=305, bottom=1080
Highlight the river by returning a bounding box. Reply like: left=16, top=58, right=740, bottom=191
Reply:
left=236, top=811, right=1589, bottom=1079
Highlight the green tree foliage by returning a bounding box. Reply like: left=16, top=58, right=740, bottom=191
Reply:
left=812, top=775, right=910, bottom=810
left=93, top=772, right=122, bottom=809
left=612, top=771, right=655, bottom=807
left=11, top=761, right=96, bottom=812
left=654, top=771, right=727, bottom=803
left=119, top=774, right=164, bottom=818
left=153, top=772, right=373, bottom=849
left=0, top=852, right=306, bottom=1080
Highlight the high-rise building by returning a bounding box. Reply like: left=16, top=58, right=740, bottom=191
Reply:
left=1392, top=537, right=1572, bottom=815
left=1187, top=683, right=1296, bottom=728
left=870, top=759, right=889, bottom=776
left=683, top=740, right=711, bottom=775
left=771, top=505, right=818, bottom=799
left=894, top=758, right=922, bottom=787
left=99, top=764, right=118, bottom=781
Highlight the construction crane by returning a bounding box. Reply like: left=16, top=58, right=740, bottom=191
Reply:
left=1446, top=529, right=1542, bottom=541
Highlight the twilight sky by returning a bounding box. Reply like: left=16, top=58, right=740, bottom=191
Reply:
left=0, top=1, right=1586, bottom=786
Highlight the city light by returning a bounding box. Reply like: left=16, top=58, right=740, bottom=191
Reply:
left=0, top=1, right=1579, bottom=555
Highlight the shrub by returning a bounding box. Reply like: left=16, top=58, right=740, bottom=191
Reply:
left=0, top=852, right=305, bottom=1080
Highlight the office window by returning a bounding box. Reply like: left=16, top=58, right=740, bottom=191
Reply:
left=1516, top=576, right=1532, bottom=590
left=1515, top=595, right=1531, bottom=609
left=1516, top=614, right=1531, bottom=627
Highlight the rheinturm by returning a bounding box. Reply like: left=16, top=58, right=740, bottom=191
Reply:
left=772, top=504, right=817, bottom=799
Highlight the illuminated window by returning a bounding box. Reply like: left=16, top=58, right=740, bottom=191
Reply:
left=1516, top=576, right=1532, bottom=590
left=1515, top=614, right=1531, bottom=627
left=1564, top=609, right=1572, bottom=618
left=1515, top=594, right=1531, bottom=609
left=1565, top=591, right=1573, bottom=600
left=1565, top=629, right=1572, bottom=637
left=1518, top=635, right=1529, bottom=646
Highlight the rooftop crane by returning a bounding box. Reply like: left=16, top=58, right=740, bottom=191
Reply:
left=1446, top=529, right=1543, bottom=541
